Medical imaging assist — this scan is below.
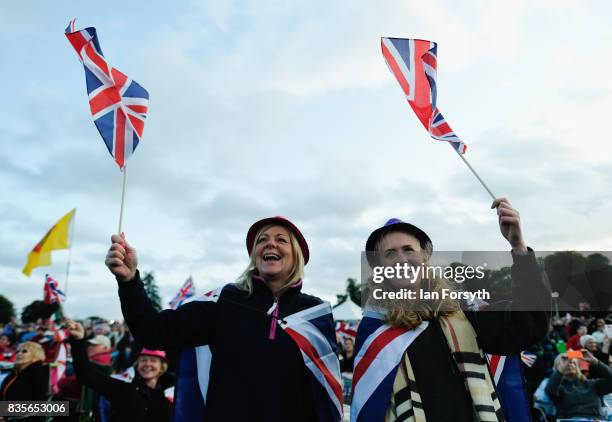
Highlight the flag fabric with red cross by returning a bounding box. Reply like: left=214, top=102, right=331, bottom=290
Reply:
left=44, top=274, right=66, bottom=304
left=169, top=276, right=196, bottom=310
left=381, top=37, right=466, bottom=154
left=65, top=19, right=149, bottom=169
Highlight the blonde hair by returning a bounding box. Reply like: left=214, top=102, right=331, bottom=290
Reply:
left=17, top=341, right=45, bottom=367
left=236, top=224, right=305, bottom=294
left=554, top=353, right=586, bottom=383
left=364, top=238, right=459, bottom=328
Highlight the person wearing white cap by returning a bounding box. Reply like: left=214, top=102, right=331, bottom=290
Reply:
left=581, top=334, right=610, bottom=369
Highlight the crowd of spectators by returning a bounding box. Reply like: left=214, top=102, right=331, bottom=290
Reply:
left=0, top=316, right=173, bottom=421
left=0, top=311, right=610, bottom=421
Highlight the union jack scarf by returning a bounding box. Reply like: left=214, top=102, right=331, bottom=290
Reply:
left=173, top=285, right=343, bottom=422
left=381, top=37, right=466, bottom=154
left=352, top=309, right=529, bottom=422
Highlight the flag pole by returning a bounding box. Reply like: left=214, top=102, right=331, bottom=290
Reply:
left=454, top=148, right=496, bottom=201
left=118, top=165, right=128, bottom=234
left=63, top=208, right=76, bottom=298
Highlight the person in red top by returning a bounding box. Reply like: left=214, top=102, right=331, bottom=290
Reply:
left=0, top=334, right=15, bottom=362
left=567, top=325, right=587, bottom=350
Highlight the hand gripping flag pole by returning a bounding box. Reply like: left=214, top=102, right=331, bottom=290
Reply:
left=381, top=37, right=496, bottom=201
left=65, top=19, right=149, bottom=233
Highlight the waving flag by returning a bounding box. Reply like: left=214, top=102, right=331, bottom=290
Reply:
left=174, top=286, right=342, bottom=422
left=44, top=274, right=66, bottom=304
left=65, top=19, right=149, bottom=169
left=169, top=276, right=196, bottom=310
left=23, top=209, right=75, bottom=276
left=381, top=37, right=466, bottom=154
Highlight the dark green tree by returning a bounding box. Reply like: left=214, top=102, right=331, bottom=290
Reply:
left=335, top=278, right=361, bottom=306
left=0, top=295, right=15, bottom=324
left=21, top=300, right=60, bottom=323
left=346, top=278, right=361, bottom=305
left=586, top=253, right=610, bottom=272
left=142, top=271, right=162, bottom=311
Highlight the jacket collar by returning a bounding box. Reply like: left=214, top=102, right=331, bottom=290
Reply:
left=252, top=273, right=303, bottom=298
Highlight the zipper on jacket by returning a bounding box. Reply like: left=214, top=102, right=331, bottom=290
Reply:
left=267, top=297, right=280, bottom=340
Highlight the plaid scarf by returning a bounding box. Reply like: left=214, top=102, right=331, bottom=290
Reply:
left=386, top=311, right=505, bottom=422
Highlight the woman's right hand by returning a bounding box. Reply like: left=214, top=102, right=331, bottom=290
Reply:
left=105, top=233, right=138, bottom=282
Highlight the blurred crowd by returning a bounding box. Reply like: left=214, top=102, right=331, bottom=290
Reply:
left=0, top=311, right=611, bottom=421
left=0, top=316, right=175, bottom=421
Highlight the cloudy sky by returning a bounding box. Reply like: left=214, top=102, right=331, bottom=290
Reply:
left=2, top=1, right=611, bottom=319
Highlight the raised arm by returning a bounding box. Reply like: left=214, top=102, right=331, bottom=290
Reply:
left=106, top=234, right=216, bottom=349
left=466, top=198, right=551, bottom=354
left=583, top=351, right=612, bottom=396
left=66, top=320, right=124, bottom=400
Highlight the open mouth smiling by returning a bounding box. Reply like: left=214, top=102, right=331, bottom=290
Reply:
left=263, top=253, right=281, bottom=261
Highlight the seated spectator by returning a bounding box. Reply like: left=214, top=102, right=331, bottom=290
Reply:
left=545, top=350, right=612, bottom=420
left=67, top=319, right=173, bottom=422
left=592, top=318, right=607, bottom=344
left=581, top=334, right=610, bottom=369
left=0, top=341, right=49, bottom=402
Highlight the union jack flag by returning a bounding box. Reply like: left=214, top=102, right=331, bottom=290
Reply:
left=487, top=353, right=531, bottom=421
left=173, top=286, right=343, bottom=422
left=350, top=309, right=428, bottom=422
left=351, top=310, right=530, bottom=422
left=169, top=276, right=196, bottom=310
left=381, top=37, right=466, bottom=154
left=44, top=274, right=66, bottom=304
left=279, top=302, right=344, bottom=421
left=335, top=321, right=358, bottom=340
left=65, top=19, right=149, bottom=169
left=519, top=350, right=537, bottom=368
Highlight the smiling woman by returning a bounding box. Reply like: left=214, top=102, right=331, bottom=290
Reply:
left=104, top=216, right=341, bottom=422
left=0, top=341, right=49, bottom=405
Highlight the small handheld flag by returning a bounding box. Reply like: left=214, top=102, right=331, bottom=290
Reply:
left=381, top=37, right=496, bottom=200
left=169, top=276, right=196, bottom=309
left=65, top=19, right=149, bottom=170
left=381, top=38, right=465, bottom=153
left=65, top=19, right=150, bottom=233
left=44, top=274, right=66, bottom=304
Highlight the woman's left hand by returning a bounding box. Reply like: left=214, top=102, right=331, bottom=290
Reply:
left=491, top=197, right=528, bottom=254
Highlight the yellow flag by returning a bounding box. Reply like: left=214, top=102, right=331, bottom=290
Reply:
left=22, top=209, right=76, bottom=276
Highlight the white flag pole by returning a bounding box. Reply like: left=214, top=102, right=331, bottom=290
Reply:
left=454, top=148, right=496, bottom=201
left=63, top=208, right=76, bottom=298
left=118, top=165, right=128, bottom=234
